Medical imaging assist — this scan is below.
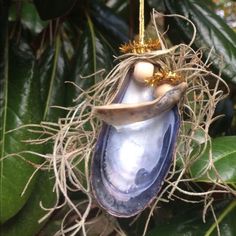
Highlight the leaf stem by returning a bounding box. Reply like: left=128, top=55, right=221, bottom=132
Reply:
left=205, top=200, right=236, bottom=236
left=86, top=12, right=97, bottom=83
left=43, top=35, right=61, bottom=120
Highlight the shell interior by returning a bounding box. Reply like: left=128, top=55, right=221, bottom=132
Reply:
left=91, top=75, right=180, bottom=217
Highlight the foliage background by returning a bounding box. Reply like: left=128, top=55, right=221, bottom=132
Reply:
left=0, top=0, right=236, bottom=235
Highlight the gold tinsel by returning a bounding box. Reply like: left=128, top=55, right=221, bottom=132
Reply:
left=119, top=39, right=160, bottom=54
left=145, top=68, right=184, bottom=87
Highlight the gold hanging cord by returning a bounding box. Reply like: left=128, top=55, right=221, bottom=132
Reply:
left=119, top=0, right=160, bottom=54
left=139, top=0, right=145, bottom=46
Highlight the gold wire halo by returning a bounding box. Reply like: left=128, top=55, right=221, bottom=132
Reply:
left=145, top=69, right=185, bottom=87
left=119, top=38, right=161, bottom=54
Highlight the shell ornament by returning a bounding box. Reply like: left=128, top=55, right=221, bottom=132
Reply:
left=91, top=47, right=187, bottom=216
left=27, top=7, right=228, bottom=235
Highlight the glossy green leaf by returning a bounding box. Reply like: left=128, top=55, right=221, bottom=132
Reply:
left=61, top=22, right=75, bottom=59
left=9, top=2, right=47, bottom=35
left=0, top=41, right=43, bottom=223
left=1, top=171, right=56, bottom=236
left=33, top=0, right=77, bottom=20
left=67, top=20, right=114, bottom=104
left=118, top=210, right=151, bottom=236
left=209, top=98, right=234, bottom=137
left=148, top=0, right=165, bottom=11
left=147, top=200, right=236, bottom=236
left=106, top=0, right=129, bottom=16
left=107, top=0, right=150, bottom=35
left=39, top=37, right=69, bottom=121
left=90, top=1, right=129, bottom=46
left=0, top=0, right=9, bottom=224
left=0, top=37, right=68, bottom=232
left=164, top=0, right=236, bottom=83
left=0, top=0, right=9, bottom=128
left=1, top=37, right=70, bottom=234
left=190, top=136, right=236, bottom=183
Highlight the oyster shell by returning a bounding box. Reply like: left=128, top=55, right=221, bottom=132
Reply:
left=91, top=75, right=186, bottom=217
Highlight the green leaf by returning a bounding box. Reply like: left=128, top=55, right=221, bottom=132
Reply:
left=9, top=2, right=47, bottom=35
left=147, top=200, right=236, bottom=236
left=107, top=0, right=151, bottom=35
left=1, top=36, right=70, bottom=234
left=33, top=0, right=77, bottom=20
left=190, top=136, right=236, bottom=183
left=148, top=0, right=165, bottom=11
left=164, top=0, right=236, bottom=83
left=209, top=98, right=234, bottom=137
left=39, top=37, right=69, bottom=121
left=0, top=0, right=9, bottom=128
left=90, top=1, right=129, bottom=46
left=106, top=0, right=129, bottom=16
left=67, top=19, right=114, bottom=104
left=0, top=0, right=9, bottom=224
left=0, top=35, right=68, bottom=231
left=148, top=205, right=209, bottom=236
left=0, top=40, right=43, bottom=223
left=1, top=171, right=56, bottom=236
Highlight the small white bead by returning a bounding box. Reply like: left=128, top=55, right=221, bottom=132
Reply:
left=133, top=61, right=154, bottom=84
left=154, top=84, right=173, bottom=98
